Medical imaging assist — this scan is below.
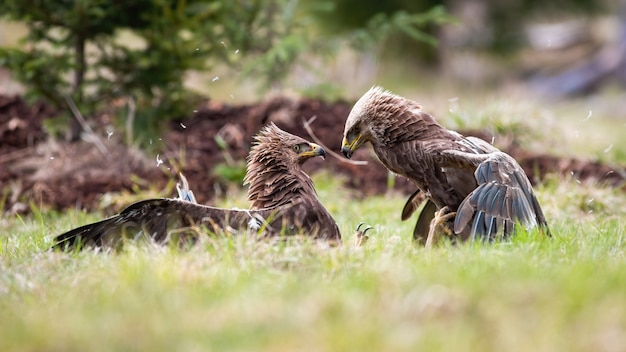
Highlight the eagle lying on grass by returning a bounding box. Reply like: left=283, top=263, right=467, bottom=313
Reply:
left=341, top=86, right=550, bottom=245
left=53, top=123, right=355, bottom=250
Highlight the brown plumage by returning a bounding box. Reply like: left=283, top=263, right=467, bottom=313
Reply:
left=341, top=86, right=550, bottom=245
left=53, top=123, right=341, bottom=250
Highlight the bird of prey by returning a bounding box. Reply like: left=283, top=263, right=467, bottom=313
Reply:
left=53, top=123, right=344, bottom=250
left=341, top=86, right=550, bottom=245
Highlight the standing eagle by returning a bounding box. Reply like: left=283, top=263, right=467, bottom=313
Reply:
left=53, top=123, right=343, bottom=250
left=341, top=86, right=549, bottom=245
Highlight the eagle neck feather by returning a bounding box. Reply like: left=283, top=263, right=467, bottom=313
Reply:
left=368, top=92, right=449, bottom=146
left=245, top=144, right=317, bottom=210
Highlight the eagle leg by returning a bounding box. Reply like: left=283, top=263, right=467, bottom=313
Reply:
left=353, top=222, right=373, bottom=247
left=425, top=206, right=457, bottom=248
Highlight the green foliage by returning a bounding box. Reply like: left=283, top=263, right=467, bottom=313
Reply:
left=347, top=6, right=452, bottom=51
left=309, top=0, right=454, bottom=61
left=0, top=0, right=211, bottom=142
left=314, top=0, right=604, bottom=56
left=211, top=134, right=248, bottom=185
left=239, top=1, right=452, bottom=90
left=298, top=82, right=344, bottom=101
left=212, top=161, right=248, bottom=185
left=0, top=0, right=452, bottom=142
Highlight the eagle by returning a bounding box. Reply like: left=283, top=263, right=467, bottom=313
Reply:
left=53, top=123, right=347, bottom=250
left=341, top=86, right=550, bottom=245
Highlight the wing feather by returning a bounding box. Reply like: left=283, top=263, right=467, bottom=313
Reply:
left=485, top=214, right=497, bottom=241
left=401, top=189, right=425, bottom=221
left=412, top=199, right=437, bottom=244
left=452, top=151, right=550, bottom=241
left=52, top=197, right=340, bottom=250
left=471, top=211, right=486, bottom=241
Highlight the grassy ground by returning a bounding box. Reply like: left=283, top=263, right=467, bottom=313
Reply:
left=1, top=168, right=625, bottom=351
left=1, top=77, right=625, bottom=350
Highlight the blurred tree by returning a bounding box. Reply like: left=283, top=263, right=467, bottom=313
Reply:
left=0, top=0, right=450, bottom=143
left=305, top=0, right=451, bottom=63
left=480, top=0, right=604, bottom=53
left=309, top=0, right=604, bottom=61
left=0, top=0, right=209, bottom=142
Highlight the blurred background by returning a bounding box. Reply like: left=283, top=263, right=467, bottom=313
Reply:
left=1, top=0, right=625, bottom=213
left=2, top=0, right=625, bottom=115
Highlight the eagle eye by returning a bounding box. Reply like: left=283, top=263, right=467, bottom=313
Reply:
left=292, top=144, right=301, bottom=153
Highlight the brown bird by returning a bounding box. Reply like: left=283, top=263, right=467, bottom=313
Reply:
left=53, top=123, right=343, bottom=250
left=341, top=86, right=550, bottom=245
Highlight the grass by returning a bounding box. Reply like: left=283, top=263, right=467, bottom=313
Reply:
left=1, top=170, right=625, bottom=352
left=1, top=71, right=624, bottom=350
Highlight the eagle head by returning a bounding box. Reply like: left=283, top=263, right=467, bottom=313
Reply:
left=248, top=122, right=326, bottom=167
left=341, top=86, right=398, bottom=159
left=245, top=122, right=326, bottom=208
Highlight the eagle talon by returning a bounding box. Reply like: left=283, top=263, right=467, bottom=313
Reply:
left=425, top=207, right=457, bottom=247
left=353, top=222, right=373, bottom=247
left=435, top=206, right=457, bottom=224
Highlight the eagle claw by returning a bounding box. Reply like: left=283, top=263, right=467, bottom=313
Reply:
left=425, top=206, right=457, bottom=247
left=353, top=222, right=373, bottom=247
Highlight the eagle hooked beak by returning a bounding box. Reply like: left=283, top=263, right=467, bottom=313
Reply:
left=312, top=143, right=326, bottom=160
left=302, top=143, right=326, bottom=160
left=341, top=135, right=360, bottom=159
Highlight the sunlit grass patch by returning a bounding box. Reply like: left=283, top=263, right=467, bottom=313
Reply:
left=1, top=161, right=625, bottom=351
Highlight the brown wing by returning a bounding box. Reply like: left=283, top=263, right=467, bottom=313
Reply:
left=291, top=197, right=342, bottom=242
left=413, top=199, right=437, bottom=244
left=52, top=197, right=340, bottom=251
left=401, top=189, right=424, bottom=221
left=400, top=189, right=436, bottom=245
left=53, top=199, right=265, bottom=250
left=439, top=150, right=550, bottom=241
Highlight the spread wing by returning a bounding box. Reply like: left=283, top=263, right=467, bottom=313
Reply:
left=52, top=197, right=338, bottom=250
left=53, top=199, right=274, bottom=250
left=53, top=124, right=342, bottom=251
left=439, top=149, right=550, bottom=241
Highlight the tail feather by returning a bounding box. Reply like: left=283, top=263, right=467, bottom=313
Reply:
left=52, top=217, right=119, bottom=250
left=52, top=198, right=237, bottom=251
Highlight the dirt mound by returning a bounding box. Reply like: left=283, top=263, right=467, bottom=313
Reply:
left=1, top=95, right=56, bottom=183
left=1, top=94, right=624, bottom=215
left=162, top=97, right=415, bottom=206
left=0, top=95, right=55, bottom=151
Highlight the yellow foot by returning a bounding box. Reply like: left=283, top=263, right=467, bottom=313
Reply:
left=425, top=206, right=457, bottom=247
left=353, top=222, right=373, bottom=247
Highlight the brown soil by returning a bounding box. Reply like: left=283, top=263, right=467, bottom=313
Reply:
left=1, top=94, right=624, bottom=215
